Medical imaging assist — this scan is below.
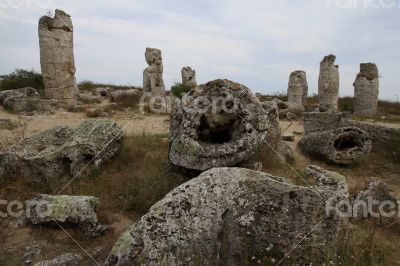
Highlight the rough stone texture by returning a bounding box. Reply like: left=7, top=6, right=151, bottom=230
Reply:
left=105, top=166, right=348, bottom=266
left=303, top=112, right=398, bottom=146
left=287, top=70, right=308, bottom=106
left=0, top=87, right=57, bottom=113
left=39, top=9, right=78, bottom=103
left=299, top=126, right=372, bottom=165
left=318, top=54, right=339, bottom=112
left=169, top=79, right=269, bottom=171
left=280, top=141, right=295, bottom=163
left=34, top=253, right=83, bottom=266
left=26, top=194, right=106, bottom=237
left=110, top=89, right=139, bottom=102
left=3, top=97, right=59, bottom=113
left=77, top=92, right=102, bottom=103
left=181, top=66, right=197, bottom=88
left=263, top=99, right=304, bottom=119
left=0, top=119, right=123, bottom=184
left=0, top=87, right=40, bottom=104
left=143, top=48, right=165, bottom=96
left=95, top=87, right=110, bottom=97
left=353, top=63, right=379, bottom=116
left=352, top=179, right=397, bottom=219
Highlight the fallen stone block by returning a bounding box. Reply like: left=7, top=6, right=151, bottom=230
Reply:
left=0, top=119, right=123, bottom=184
left=106, top=166, right=348, bottom=265
left=299, top=126, right=372, bottom=165
left=26, top=194, right=107, bottom=237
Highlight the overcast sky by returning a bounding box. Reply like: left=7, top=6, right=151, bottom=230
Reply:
left=0, top=0, right=399, bottom=100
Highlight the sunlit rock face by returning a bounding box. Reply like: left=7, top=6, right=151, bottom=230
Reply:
left=38, top=9, right=78, bottom=103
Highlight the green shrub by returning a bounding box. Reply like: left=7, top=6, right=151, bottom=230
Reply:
left=171, top=82, right=191, bottom=98
left=78, top=80, right=94, bottom=91
left=0, top=69, right=44, bottom=94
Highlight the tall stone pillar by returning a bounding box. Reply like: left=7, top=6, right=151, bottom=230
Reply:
left=181, top=66, right=197, bottom=88
left=39, top=9, right=77, bottom=103
left=143, top=48, right=165, bottom=96
left=287, top=70, right=308, bottom=106
left=318, top=54, right=339, bottom=112
left=353, top=63, right=379, bottom=116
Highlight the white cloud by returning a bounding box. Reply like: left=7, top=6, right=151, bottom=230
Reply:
left=0, top=0, right=399, bottom=100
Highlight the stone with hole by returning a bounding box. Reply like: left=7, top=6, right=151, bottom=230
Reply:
left=298, top=127, right=372, bottom=165
left=169, top=79, right=270, bottom=171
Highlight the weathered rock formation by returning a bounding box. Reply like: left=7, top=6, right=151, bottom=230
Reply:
left=303, top=112, right=398, bottom=146
left=34, top=253, right=82, bottom=266
left=287, top=70, right=308, bottom=106
left=143, top=48, right=165, bottom=96
left=26, top=194, right=107, bottom=237
left=352, top=179, right=397, bottom=219
left=3, top=97, right=59, bottom=113
left=318, top=54, right=339, bottom=111
left=105, top=166, right=348, bottom=265
left=0, top=120, right=123, bottom=184
left=0, top=87, right=39, bottom=104
left=181, top=66, right=197, bottom=88
left=262, top=98, right=305, bottom=120
left=39, top=9, right=77, bottom=103
left=299, top=126, right=372, bottom=165
left=353, top=63, right=379, bottom=116
left=169, top=79, right=269, bottom=171
left=77, top=92, right=102, bottom=103
left=0, top=87, right=59, bottom=113
left=110, top=89, right=139, bottom=102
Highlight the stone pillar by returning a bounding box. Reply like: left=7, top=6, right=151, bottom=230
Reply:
left=143, top=48, right=165, bottom=96
left=353, top=63, right=379, bottom=116
left=38, top=9, right=77, bottom=103
left=318, top=54, right=339, bottom=112
left=181, top=66, right=197, bottom=88
left=287, top=70, right=308, bottom=106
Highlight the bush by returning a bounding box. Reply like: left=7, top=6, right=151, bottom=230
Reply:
left=0, top=69, right=44, bottom=94
left=171, top=82, right=191, bottom=98
left=78, top=80, right=94, bottom=91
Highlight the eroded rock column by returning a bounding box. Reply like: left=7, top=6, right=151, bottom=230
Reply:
left=181, top=66, right=197, bottom=88
left=318, top=54, right=339, bottom=111
left=287, top=70, right=308, bottom=106
left=143, top=47, right=165, bottom=96
left=39, top=9, right=77, bottom=103
left=353, top=63, right=379, bottom=116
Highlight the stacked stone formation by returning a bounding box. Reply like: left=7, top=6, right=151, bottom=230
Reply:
left=287, top=70, right=308, bottom=106
left=38, top=9, right=78, bottom=103
left=181, top=66, right=197, bottom=88
left=353, top=63, right=379, bottom=116
left=318, top=54, right=339, bottom=111
left=143, top=48, right=165, bottom=96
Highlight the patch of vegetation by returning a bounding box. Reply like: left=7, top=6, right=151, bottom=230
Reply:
left=77, top=80, right=141, bottom=92
left=61, top=133, right=185, bottom=214
left=325, top=223, right=393, bottom=266
left=171, top=82, right=191, bottom=98
left=0, top=69, right=44, bottom=95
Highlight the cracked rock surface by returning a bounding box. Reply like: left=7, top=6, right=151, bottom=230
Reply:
left=169, top=79, right=269, bottom=171
left=0, top=119, right=123, bottom=184
left=106, top=166, right=348, bottom=265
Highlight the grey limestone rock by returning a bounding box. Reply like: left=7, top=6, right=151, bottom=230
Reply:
left=105, top=166, right=348, bottom=265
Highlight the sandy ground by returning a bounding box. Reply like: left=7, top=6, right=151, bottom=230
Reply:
left=0, top=106, right=170, bottom=143
left=1, top=107, right=400, bottom=265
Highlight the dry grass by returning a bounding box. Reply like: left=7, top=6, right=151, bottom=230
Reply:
left=53, top=133, right=185, bottom=214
